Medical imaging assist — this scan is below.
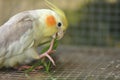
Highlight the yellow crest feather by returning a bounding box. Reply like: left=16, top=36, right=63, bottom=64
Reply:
left=45, top=0, right=68, bottom=30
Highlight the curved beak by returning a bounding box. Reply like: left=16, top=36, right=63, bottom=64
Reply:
left=52, top=29, right=64, bottom=40
left=56, top=29, right=64, bottom=40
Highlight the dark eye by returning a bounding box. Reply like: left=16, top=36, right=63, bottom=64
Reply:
left=57, top=22, right=62, bottom=27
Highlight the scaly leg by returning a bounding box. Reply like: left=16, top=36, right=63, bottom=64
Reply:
left=39, top=38, right=56, bottom=66
left=14, top=65, right=31, bottom=70
left=14, top=65, right=43, bottom=71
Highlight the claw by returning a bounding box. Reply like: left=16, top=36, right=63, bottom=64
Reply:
left=39, top=52, right=56, bottom=66
left=14, top=65, right=43, bottom=71
left=14, top=65, right=32, bottom=71
left=39, top=38, right=56, bottom=66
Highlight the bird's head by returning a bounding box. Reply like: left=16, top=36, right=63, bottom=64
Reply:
left=40, top=0, right=68, bottom=40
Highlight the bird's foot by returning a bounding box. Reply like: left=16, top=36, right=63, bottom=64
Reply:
left=39, top=38, right=56, bottom=66
left=14, top=65, right=32, bottom=71
left=14, top=65, right=43, bottom=71
left=39, top=50, right=56, bottom=66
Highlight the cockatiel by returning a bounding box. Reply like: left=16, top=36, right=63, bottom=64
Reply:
left=0, top=0, right=68, bottom=69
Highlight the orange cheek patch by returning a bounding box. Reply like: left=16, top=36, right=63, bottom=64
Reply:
left=46, top=15, right=56, bottom=27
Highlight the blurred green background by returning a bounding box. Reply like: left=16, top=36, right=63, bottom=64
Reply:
left=0, top=0, right=120, bottom=47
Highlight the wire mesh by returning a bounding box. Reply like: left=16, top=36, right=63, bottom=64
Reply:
left=62, top=0, right=120, bottom=47
left=0, top=0, right=120, bottom=80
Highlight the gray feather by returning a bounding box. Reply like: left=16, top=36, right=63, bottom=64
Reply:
left=0, top=11, right=34, bottom=49
left=0, top=9, right=55, bottom=67
left=0, top=11, right=36, bottom=63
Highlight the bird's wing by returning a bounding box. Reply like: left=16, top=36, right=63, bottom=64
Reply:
left=0, top=11, right=35, bottom=57
left=0, top=11, right=34, bottom=48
